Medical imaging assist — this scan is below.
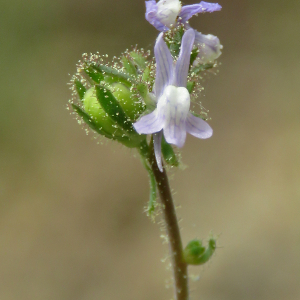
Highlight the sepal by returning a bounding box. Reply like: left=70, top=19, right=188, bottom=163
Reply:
left=95, top=85, right=136, bottom=134
left=73, top=87, right=145, bottom=148
left=74, top=80, right=86, bottom=100
left=121, top=56, right=138, bottom=77
left=161, top=136, right=179, bottom=167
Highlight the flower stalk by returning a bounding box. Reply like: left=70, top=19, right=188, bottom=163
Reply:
left=148, top=137, right=189, bottom=300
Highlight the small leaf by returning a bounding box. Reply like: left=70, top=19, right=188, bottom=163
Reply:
left=95, top=85, right=135, bottom=134
left=121, top=56, right=138, bottom=77
left=161, top=137, right=179, bottom=167
left=74, top=80, right=86, bottom=100
left=183, top=238, right=216, bottom=265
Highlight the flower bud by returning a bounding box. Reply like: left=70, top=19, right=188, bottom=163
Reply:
left=194, top=33, right=222, bottom=65
left=157, top=0, right=182, bottom=28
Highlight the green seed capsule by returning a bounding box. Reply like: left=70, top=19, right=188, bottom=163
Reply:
left=83, top=87, right=125, bottom=137
left=111, top=83, right=145, bottom=120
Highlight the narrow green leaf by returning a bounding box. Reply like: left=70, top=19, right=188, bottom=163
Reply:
left=74, top=80, right=86, bottom=100
left=95, top=85, right=135, bottom=134
left=161, top=137, right=179, bottom=167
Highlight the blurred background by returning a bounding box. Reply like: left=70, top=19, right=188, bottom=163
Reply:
left=1, top=0, right=299, bottom=299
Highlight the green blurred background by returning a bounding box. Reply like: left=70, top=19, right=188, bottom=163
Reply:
left=1, top=0, right=299, bottom=299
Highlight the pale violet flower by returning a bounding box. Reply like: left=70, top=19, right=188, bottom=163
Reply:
left=145, top=1, right=222, bottom=64
left=133, top=29, right=213, bottom=171
left=194, top=32, right=222, bottom=64
left=145, top=0, right=221, bottom=31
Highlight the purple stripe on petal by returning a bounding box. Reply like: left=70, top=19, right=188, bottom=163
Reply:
left=154, top=131, right=163, bottom=172
left=173, top=28, right=195, bottom=87
left=133, top=109, right=164, bottom=134
left=154, top=33, right=174, bottom=98
left=179, top=2, right=222, bottom=22
left=145, top=1, right=169, bottom=31
left=162, top=86, right=190, bottom=148
left=186, top=113, right=213, bottom=139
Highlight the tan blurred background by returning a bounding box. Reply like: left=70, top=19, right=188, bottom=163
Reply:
left=1, top=0, right=299, bottom=299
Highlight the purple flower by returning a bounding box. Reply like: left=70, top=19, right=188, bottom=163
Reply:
left=133, top=29, right=213, bottom=171
left=145, top=0, right=221, bottom=31
left=145, top=1, right=223, bottom=64
left=193, top=31, right=222, bottom=64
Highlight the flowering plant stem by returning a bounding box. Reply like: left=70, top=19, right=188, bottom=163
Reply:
left=148, top=137, right=189, bottom=300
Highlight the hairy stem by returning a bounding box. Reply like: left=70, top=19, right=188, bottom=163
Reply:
left=148, top=139, right=189, bottom=300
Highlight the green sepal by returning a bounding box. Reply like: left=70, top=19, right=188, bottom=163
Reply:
left=142, top=66, right=151, bottom=82
left=74, top=80, right=86, bottom=100
left=84, top=66, right=104, bottom=83
left=161, top=137, right=179, bottom=167
left=146, top=164, right=157, bottom=215
left=90, top=64, right=133, bottom=87
left=72, top=103, right=143, bottom=148
left=136, top=83, right=148, bottom=99
left=190, top=47, right=199, bottom=66
left=191, top=63, right=215, bottom=75
left=139, top=141, right=157, bottom=216
left=129, top=51, right=146, bottom=70
left=186, top=81, right=195, bottom=94
left=121, top=56, right=138, bottom=77
left=95, top=85, right=135, bottom=134
left=183, top=238, right=216, bottom=265
left=168, top=26, right=184, bottom=58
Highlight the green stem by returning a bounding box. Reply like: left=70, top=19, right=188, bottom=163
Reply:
left=148, top=138, right=189, bottom=300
